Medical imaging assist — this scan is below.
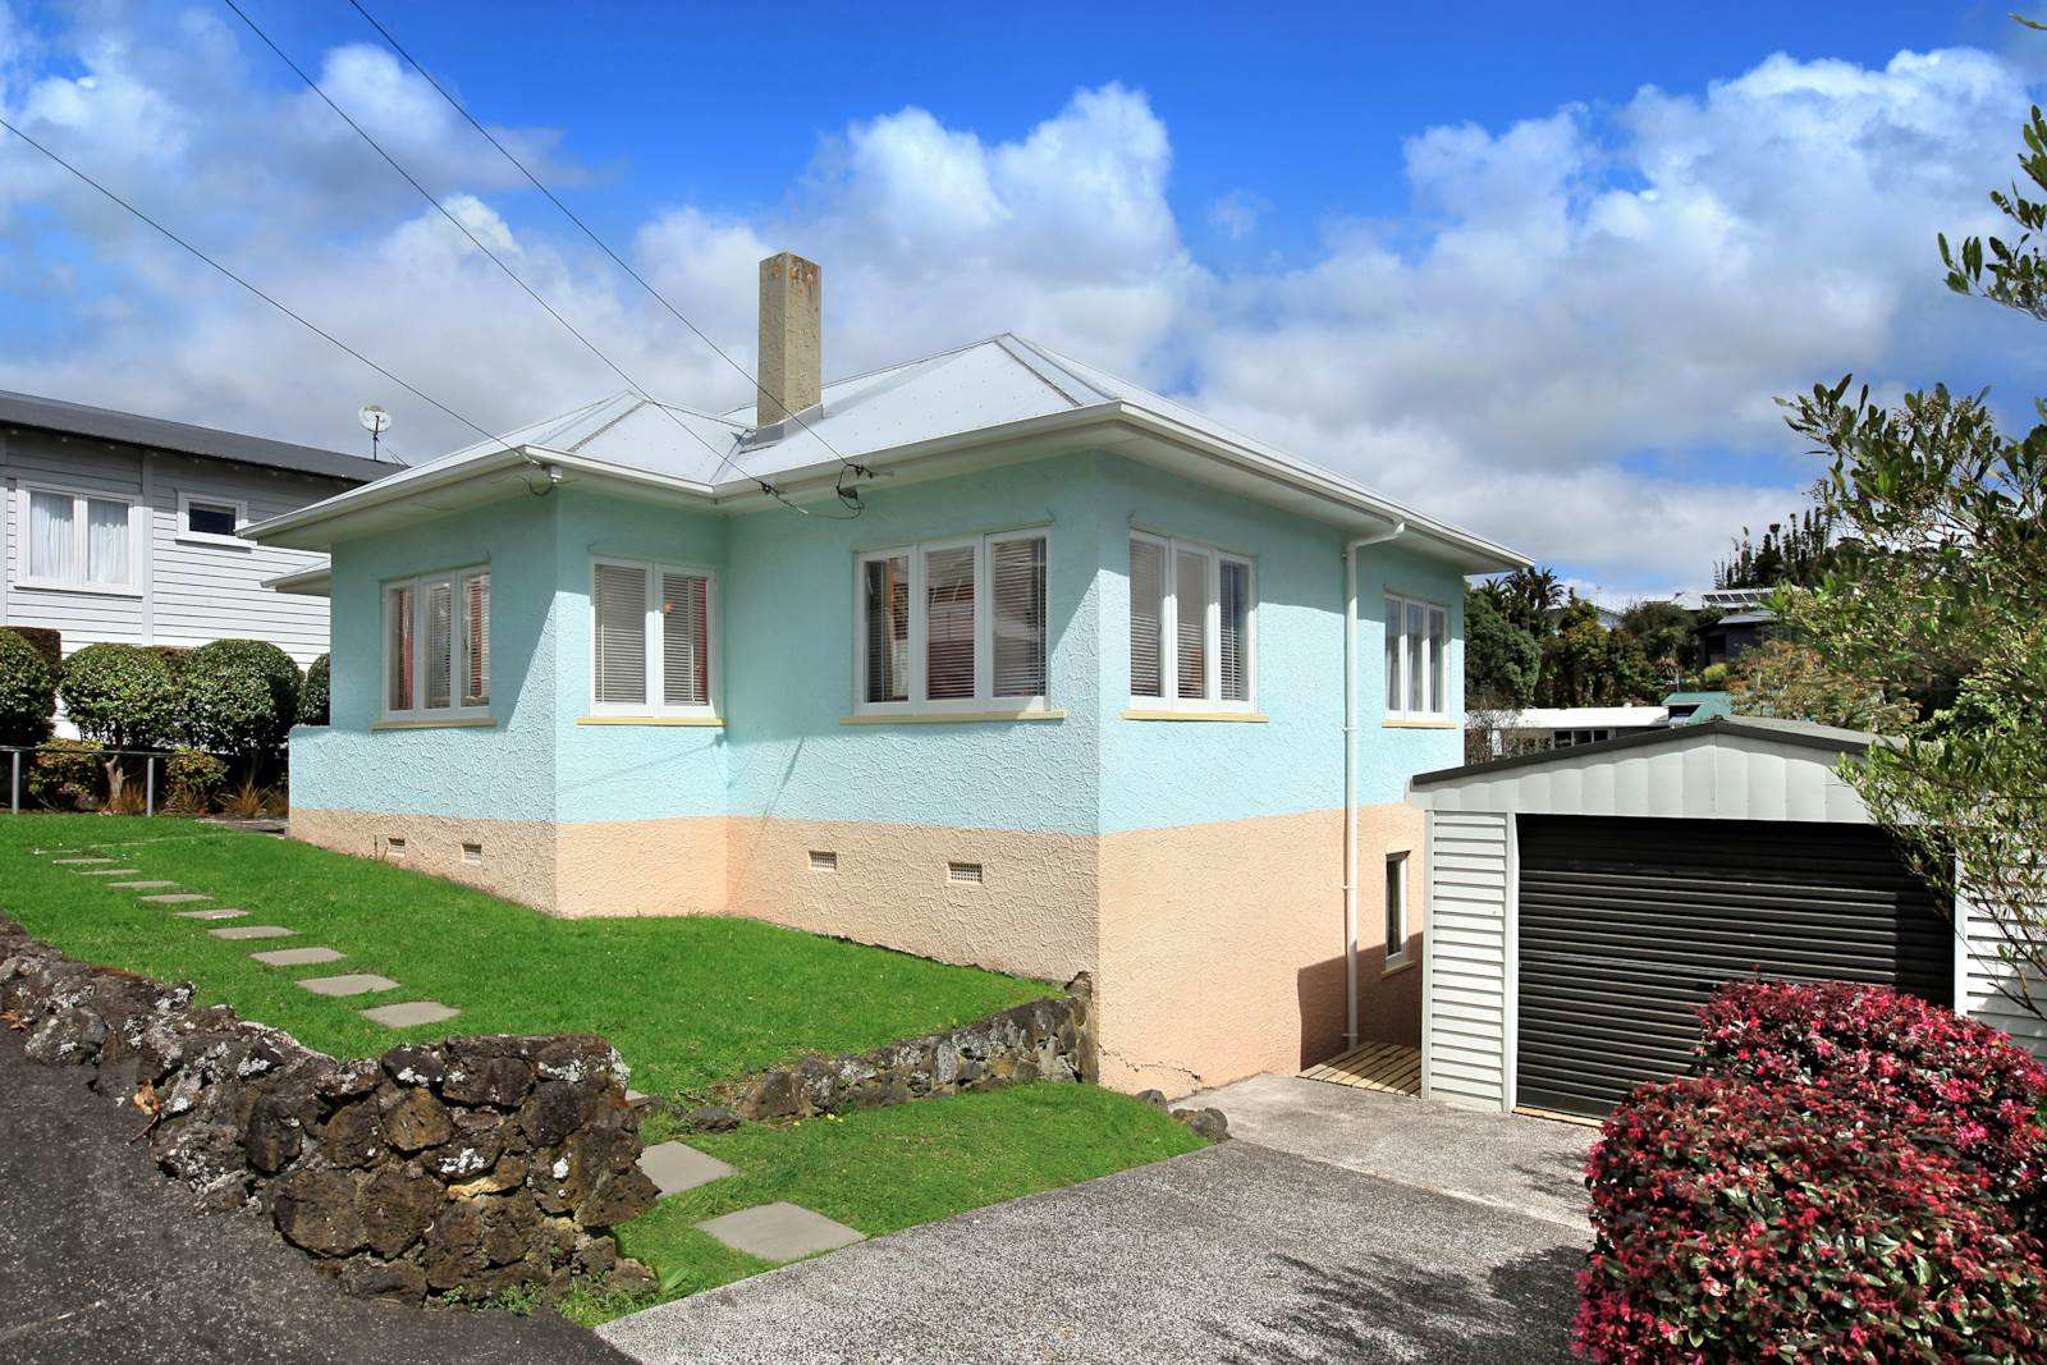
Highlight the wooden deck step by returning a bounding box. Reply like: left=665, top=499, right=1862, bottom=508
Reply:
left=1299, top=1042, right=1423, bottom=1096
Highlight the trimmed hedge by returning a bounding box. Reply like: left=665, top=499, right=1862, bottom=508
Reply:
left=175, top=639, right=301, bottom=757
left=59, top=643, right=179, bottom=750
left=1697, top=979, right=2047, bottom=1208
left=0, top=627, right=58, bottom=747
left=1575, top=1076, right=2047, bottom=1362
left=8, top=626, right=61, bottom=672
left=299, top=652, right=330, bottom=726
left=29, top=739, right=101, bottom=810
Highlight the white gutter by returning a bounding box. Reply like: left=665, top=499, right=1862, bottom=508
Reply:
left=1343, top=519, right=1406, bottom=1049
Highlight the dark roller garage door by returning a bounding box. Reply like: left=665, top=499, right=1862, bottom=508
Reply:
left=1516, top=815, right=1951, bottom=1117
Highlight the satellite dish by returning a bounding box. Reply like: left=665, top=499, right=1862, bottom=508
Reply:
left=357, top=404, right=391, bottom=460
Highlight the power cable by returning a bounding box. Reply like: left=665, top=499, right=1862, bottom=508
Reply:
left=339, top=0, right=869, bottom=513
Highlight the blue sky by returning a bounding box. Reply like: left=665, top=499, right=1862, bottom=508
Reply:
left=2, top=1, right=2044, bottom=593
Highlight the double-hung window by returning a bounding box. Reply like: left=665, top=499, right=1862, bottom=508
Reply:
left=1383, top=592, right=1449, bottom=721
left=1128, top=532, right=1254, bottom=710
left=855, top=529, right=1049, bottom=715
left=590, top=558, right=717, bottom=717
left=20, top=487, right=136, bottom=591
left=384, top=566, right=491, bottom=721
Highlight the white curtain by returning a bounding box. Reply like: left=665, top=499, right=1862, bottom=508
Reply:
left=28, top=491, right=75, bottom=581
left=86, top=498, right=129, bottom=584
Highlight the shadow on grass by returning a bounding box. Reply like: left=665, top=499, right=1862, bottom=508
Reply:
left=1211, top=1246, right=1583, bottom=1364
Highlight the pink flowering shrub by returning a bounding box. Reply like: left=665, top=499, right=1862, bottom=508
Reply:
left=1574, top=1076, right=2047, bottom=1363
left=1695, top=980, right=2047, bottom=1208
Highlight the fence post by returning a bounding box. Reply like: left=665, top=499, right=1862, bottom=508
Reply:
left=9, top=750, right=17, bottom=815
left=146, top=755, right=157, bottom=818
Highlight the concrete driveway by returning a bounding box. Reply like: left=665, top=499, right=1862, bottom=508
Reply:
left=599, top=1077, right=1596, bottom=1364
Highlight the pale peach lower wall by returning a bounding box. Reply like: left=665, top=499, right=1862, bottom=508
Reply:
left=1096, top=802, right=1426, bottom=1098
left=725, top=817, right=1098, bottom=986
left=290, top=807, right=564, bottom=912
left=556, top=817, right=728, bottom=918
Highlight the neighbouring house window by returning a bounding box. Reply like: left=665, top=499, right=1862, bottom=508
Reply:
left=1384, top=592, right=1450, bottom=720
left=176, top=492, right=247, bottom=544
left=1552, top=728, right=1612, bottom=748
left=856, top=530, right=1048, bottom=713
left=23, top=487, right=134, bottom=589
left=591, top=558, right=717, bottom=716
left=1129, top=532, right=1255, bottom=709
left=383, top=566, right=490, bottom=721
left=1385, top=852, right=1410, bottom=966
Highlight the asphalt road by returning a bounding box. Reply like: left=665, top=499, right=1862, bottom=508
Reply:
left=0, top=1033, right=630, bottom=1365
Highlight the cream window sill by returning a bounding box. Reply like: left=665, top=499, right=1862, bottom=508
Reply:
left=175, top=532, right=252, bottom=551
left=1383, top=717, right=1457, bottom=730
left=840, top=709, right=1067, bottom=726
left=1121, top=708, right=1268, bottom=723
left=577, top=715, right=725, bottom=727
left=15, top=578, right=143, bottom=599
left=1382, top=956, right=1418, bottom=979
left=371, top=716, right=497, bottom=731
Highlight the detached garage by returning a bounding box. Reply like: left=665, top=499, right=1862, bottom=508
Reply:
left=1409, top=716, right=2032, bottom=1118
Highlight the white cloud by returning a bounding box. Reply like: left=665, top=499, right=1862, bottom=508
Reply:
left=0, top=13, right=2039, bottom=586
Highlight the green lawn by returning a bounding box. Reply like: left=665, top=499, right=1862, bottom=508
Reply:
left=0, top=814, right=1050, bottom=1098
left=3, top=814, right=1207, bottom=1324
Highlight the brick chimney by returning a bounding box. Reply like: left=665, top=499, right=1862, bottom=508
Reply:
left=757, top=252, right=821, bottom=428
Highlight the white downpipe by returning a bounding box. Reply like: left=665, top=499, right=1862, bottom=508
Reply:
left=1343, top=520, right=1405, bottom=1049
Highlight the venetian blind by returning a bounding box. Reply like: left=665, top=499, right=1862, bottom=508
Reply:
left=661, top=571, right=711, bottom=707
left=1219, top=559, right=1250, bottom=702
left=1129, top=539, right=1164, bottom=698
left=1176, top=548, right=1209, bottom=700
left=593, top=564, right=648, bottom=706
left=991, top=536, right=1047, bottom=698
left=925, top=545, right=977, bottom=700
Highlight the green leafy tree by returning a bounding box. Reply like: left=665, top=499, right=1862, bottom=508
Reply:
left=1724, top=637, right=1915, bottom=733
left=1617, top=600, right=1693, bottom=685
left=1464, top=586, right=1540, bottom=708
left=176, top=639, right=302, bottom=766
left=58, top=643, right=179, bottom=806
left=1781, top=98, right=2047, bottom=1019
left=0, top=627, right=58, bottom=747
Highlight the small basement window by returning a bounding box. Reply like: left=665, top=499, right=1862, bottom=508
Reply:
left=1385, top=852, right=1410, bottom=967
left=386, top=836, right=407, bottom=858
left=461, top=842, right=483, bottom=864
left=809, top=850, right=838, bottom=872
left=947, top=861, right=984, bottom=885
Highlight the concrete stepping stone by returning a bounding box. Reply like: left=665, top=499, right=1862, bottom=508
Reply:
left=298, top=973, right=399, bottom=998
left=638, top=1142, right=737, bottom=1197
left=77, top=868, right=142, bottom=877
left=210, top=925, right=296, bottom=941
left=108, top=880, right=176, bottom=890
left=53, top=857, right=115, bottom=865
left=177, top=908, right=248, bottom=921
left=695, top=1203, right=865, bottom=1262
left=362, top=1001, right=460, bottom=1028
left=141, top=893, right=211, bottom=905
left=250, top=946, right=345, bottom=968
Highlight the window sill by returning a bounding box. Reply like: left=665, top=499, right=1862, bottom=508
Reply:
left=1121, top=708, right=1268, bottom=723
left=371, top=716, right=497, bottom=731
left=840, top=708, right=1067, bottom=726
left=14, top=578, right=143, bottom=599
left=175, top=532, right=252, bottom=550
left=1382, top=956, right=1417, bottom=979
left=577, top=715, right=725, bottom=727
left=1382, top=718, right=1457, bottom=730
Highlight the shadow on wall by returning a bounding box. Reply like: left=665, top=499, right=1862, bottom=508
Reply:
left=1208, top=1247, right=1582, bottom=1364
left=1296, top=942, right=1423, bottom=1069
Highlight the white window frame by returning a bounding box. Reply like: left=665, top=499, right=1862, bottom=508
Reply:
left=175, top=491, right=251, bottom=549
left=1128, top=531, right=1256, bottom=712
left=1385, top=851, right=1411, bottom=968
left=14, top=482, right=142, bottom=596
left=852, top=528, right=1050, bottom=717
left=381, top=564, right=492, bottom=723
left=1383, top=591, right=1450, bottom=721
left=588, top=556, right=720, bottom=719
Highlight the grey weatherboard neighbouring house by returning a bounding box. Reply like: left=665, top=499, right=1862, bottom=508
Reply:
left=0, top=388, right=393, bottom=668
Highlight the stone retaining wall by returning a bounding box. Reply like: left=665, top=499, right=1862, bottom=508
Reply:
left=709, top=973, right=1095, bottom=1123
left=0, top=918, right=659, bottom=1304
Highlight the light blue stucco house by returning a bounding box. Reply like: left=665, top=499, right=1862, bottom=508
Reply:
left=250, top=254, right=1524, bottom=1096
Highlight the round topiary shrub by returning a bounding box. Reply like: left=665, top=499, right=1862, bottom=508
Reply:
left=1696, top=979, right=2047, bottom=1209
left=175, top=639, right=301, bottom=759
left=164, top=748, right=230, bottom=812
left=0, top=627, right=58, bottom=747
left=299, top=653, right=330, bottom=726
left=1576, top=1075, right=2047, bottom=1363
left=59, top=642, right=179, bottom=751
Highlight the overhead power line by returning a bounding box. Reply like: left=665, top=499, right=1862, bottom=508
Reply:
left=0, top=112, right=538, bottom=469
left=340, top=0, right=870, bottom=506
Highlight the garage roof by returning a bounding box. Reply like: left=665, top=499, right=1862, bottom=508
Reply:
left=1410, top=716, right=1883, bottom=824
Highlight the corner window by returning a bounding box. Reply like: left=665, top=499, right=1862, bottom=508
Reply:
left=1383, top=593, right=1449, bottom=720
left=384, top=566, right=490, bottom=721
left=855, top=530, right=1048, bottom=714
left=1129, top=533, right=1254, bottom=709
left=1385, top=852, right=1410, bottom=966
left=177, top=492, right=248, bottom=546
left=21, top=487, right=135, bottom=590
left=591, top=558, right=717, bottom=716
